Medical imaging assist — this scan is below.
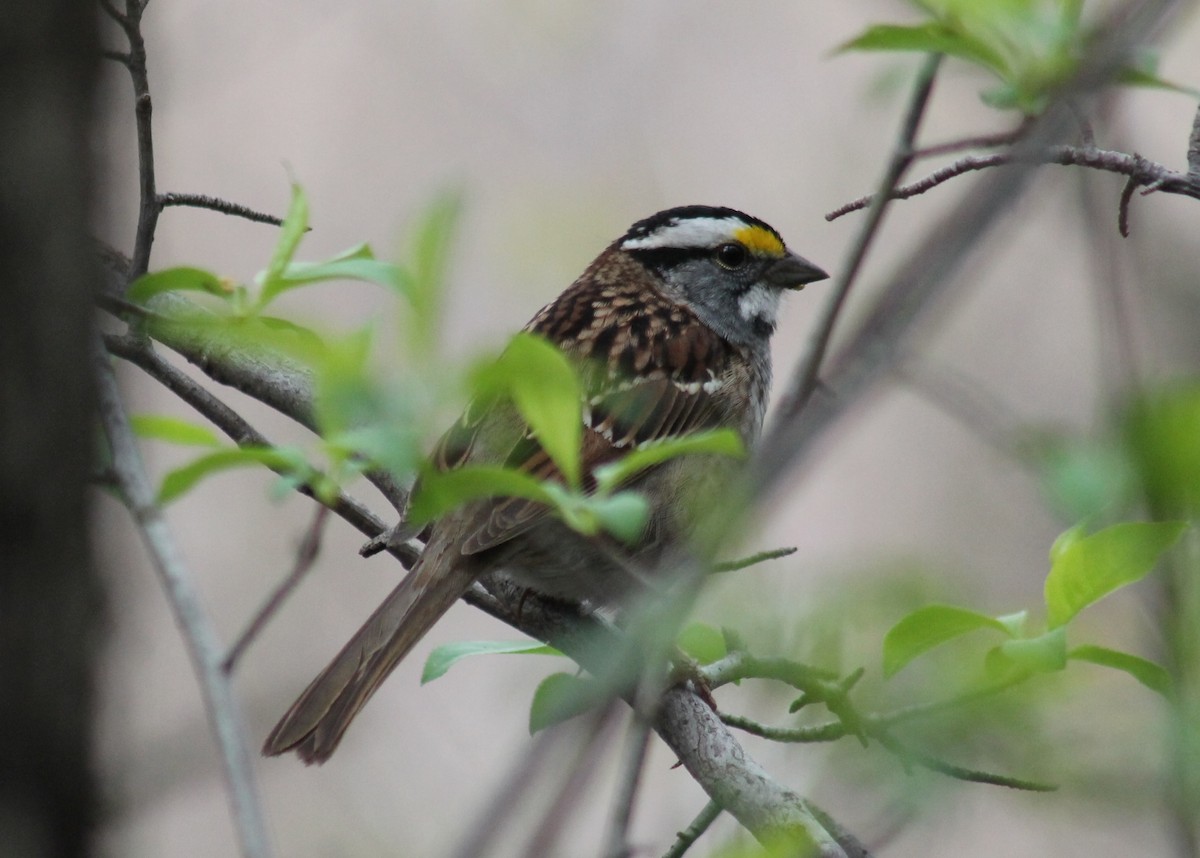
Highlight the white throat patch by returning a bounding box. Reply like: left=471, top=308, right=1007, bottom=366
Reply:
left=738, top=284, right=781, bottom=324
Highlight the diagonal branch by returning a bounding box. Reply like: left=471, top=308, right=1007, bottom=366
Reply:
left=462, top=582, right=872, bottom=858
left=97, top=247, right=413, bottom=514
left=777, top=53, right=942, bottom=420
left=93, top=338, right=273, bottom=858
left=754, top=0, right=1184, bottom=509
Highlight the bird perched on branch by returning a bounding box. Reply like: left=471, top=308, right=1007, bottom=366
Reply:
left=263, top=206, right=827, bottom=763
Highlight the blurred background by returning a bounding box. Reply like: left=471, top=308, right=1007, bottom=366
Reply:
left=93, top=2, right=1200, bottom=856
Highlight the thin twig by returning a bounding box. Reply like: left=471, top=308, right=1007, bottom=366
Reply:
left=223, top=504, right=331, bottom=673
left=872, top=732, right=1056, bottom=792
left=604, top=713, right=654, bottom=858
left=102, top=50, right=131, bottom=66
left=720, top=713, right=848, bottom=744
left=159, top=192, right=286, bottom=227
left=910, top=123, right=1030, bottom=159
left=826, top=143, right=1200, bottom=221
left=111, top=0, right=158, bottom=279
left=712, top=546, right=797, bottom=574
left=779, top=53, right=943, bottom=420
left=661, top=800, right=723, bottom=858
left=1118, top=172, right=1139, bottom=237
left=700, top=650, right=839, bottom=693
left=93, top=340, right=273, bottom=858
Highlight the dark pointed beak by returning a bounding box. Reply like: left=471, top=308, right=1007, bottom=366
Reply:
left=766, top=252, right=829, bottom=290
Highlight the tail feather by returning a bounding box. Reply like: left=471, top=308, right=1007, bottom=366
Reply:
left=262, top=540, right=477, bottom=764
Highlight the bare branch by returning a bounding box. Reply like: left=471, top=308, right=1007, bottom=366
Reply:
left=103, top=0, right=158, bottom=278
left=754, top=0, right=1183, bottom=516
left=656, top=688, right=863, bottom=857
left=910, top=122, right=1030, bottom=159
left=1119, top=171, right=1139, bottom=237
left=93, top=340, right=273, bottom=858
left=661, top=800, right=723, bottom=858
left=778, top=53, right=942, bottom=421
left=223, top=504, right=331, bottom=673
left=102, top=332, right=414, bottom=564
left=159, top=192, right=286, bottom=227
left=827, top=144, right=1200, bottom=222
left=461, top=582, right=870, bottom=857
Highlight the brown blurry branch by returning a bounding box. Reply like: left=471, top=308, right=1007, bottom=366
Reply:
left=755, top=0, right=1188, bottom=503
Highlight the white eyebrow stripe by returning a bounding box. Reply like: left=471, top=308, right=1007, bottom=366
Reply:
left=621, top=216, right=748, bottom=251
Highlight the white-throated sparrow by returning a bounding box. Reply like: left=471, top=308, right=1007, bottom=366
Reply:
left=263, top=206, right=827, bottom=763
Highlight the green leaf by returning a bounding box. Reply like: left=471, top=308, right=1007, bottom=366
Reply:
left=1117, top=49, right=1200, bottom=98
left=529, top=672, right=601, bottom=734
left=408, top=465, right=554, bottom=524
left=1069, top=644, right=1172, bottom=696
left=883, top=604, right=1013, bottom=678
left=406, top=190, right=462, bottom=353
left=677, top=623, right=728, bottom=665
left=261, top=243, right=412, bottom=304
left=994, top=610, right=1029, bottom=638
left=157, top=445, right=311, bottom=504
left=479, top=333, right=583, bottom=487
left=592, top=429, right=745, bottom=494
left=421, top=640, right=561, bottom=684
left=1045, top=521, right=1187, bottom=628
left=1126, top=385, right=1200, bottom=515
left=257, top=182, right=310, bottom=307
left=325, top=424, right=423, bottom=483
left=1032, top=435, right=1133, bottom=523
left=838, top=22, right=1009, bottom=77
left=131, top=414, right=221, bottom=447
left=126, top=267, right=231, bottom=304
left=587, top=491, right=649, bottom=544
left=312, top=326, right=380, bottom=435
left=996, top=626, right=1067, bottom=674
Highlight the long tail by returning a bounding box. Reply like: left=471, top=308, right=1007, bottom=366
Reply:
left=262, top=536, right=477, bottom=764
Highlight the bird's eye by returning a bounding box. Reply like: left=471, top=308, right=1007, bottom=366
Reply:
left=714, top=243, right=748, bottom=270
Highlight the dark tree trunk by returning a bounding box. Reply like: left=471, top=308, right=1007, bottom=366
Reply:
left=0, top=3, right=104, bottom=857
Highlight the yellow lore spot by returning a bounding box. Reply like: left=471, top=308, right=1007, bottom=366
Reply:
left=733, top=225, right=785, bottom=258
